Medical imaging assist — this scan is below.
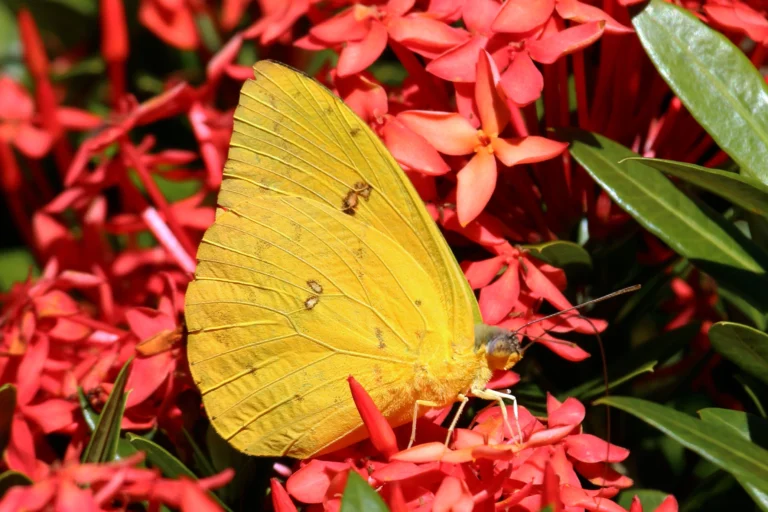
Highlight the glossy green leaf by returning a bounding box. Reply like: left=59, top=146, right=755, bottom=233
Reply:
left=82, top=359, right=131, bottom=463
left=0, top=470, right=31, bottom=499
left=623, top=158, right=768, bottom=218
left=633, top=0, right=768, bottom=184
left=596, top=396, right=768, bottom=494
left=77, top=387, right=99, bottom=432
left=564, top=323, right=699, bottom=400
left=78, top=387, right=140, bottom=462
left=559, top=129, right=768, bottom=323
left=0, top=384, right=15, bottom=456
left=709, top=322, right=768, bottom=385
left=126, top=434, right=196, bottom=479
left=128, top=434, right=233, bottom=511
left=524, top=240, right=592, bottom=276
left=182, top=428, right=216, bottom=478
left=340, top=471, right=389, bottom=512
left=699, top=409, right=768, bottom=511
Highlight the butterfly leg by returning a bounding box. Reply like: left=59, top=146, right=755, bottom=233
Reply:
left=409, top=399, right=442, bottom=449
left=444, top=394, right=469, bottom=446
left=472, top=387, right=522, bottom=444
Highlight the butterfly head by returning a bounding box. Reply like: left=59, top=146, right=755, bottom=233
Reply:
left=474, top=324, right=522, bottom=371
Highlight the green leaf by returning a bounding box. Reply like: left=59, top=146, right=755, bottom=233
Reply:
left=82, top=359, right=131, bottom=463
left=632, top=0, right=768, bottom=184
left=0, top=248, right=39, bottom=292
left=699, top=409, right=768, bottom=511
left=595, top=396, right=768, bottom=496
left=127, top=434, right=233, bottom=512
left=559, top=129, right=768, bottom=325
left=77, top=387, right=99, bottom=432
left=182, top=428, right=216, bottom=478
left=340, top=471, right=389, bottom=512
left=524, top=240, right=592, bottom=277
left=126, top=434, right=196, bottom=479
left=0, top=384, right=15, bottom=455
left=564, top=323, right=699, bottom=400
left=623, top=158, right=768, bottom=219
left=709, top=322, right=768, bottom=385
left=0, top=470, right=31, bottom=499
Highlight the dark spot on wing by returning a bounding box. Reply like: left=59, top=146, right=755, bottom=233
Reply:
left=342, top=189, right=359, bottom=215
left=354, top=181, right=372, bottom=200
left=350, top=127, right=360, bottom=137
left=375, top=327, right=385, bottom=349
left=307, top=280, right=323, bottom=294
left=304, top=296, right=319, bottom=309
left=415, top=300, right=422, bottom=307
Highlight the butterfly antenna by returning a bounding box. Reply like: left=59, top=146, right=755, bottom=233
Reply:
left=513, top=285, right=641, bottom=340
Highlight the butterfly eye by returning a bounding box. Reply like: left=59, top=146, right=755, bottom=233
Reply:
left=486, top=333, right=521, bottom=357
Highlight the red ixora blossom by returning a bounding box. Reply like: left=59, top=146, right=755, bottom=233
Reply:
left=0, top=452, right=233, bottom=512
left=396, top=50, right=567, bottom=225
left=274, top=377, right=676, bottom=512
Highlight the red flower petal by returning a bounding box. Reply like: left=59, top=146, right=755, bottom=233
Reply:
left=492, top=136, right=567, bottom=167
left=528, top=21, right=606, bottom=65
left=23, top=399, right=77, bottom=434
left=574, top=460, right=634, bottom=488
left=485, top=369, right=521, bottom=390
left=565, top=434, right=630, bottom=463
left=13, top=123, right=53, bottom=158
left=17, top=335, right=49, bottom=405
left=475, top=49, right=509, bottom=137
left=388, top=16, right=469, bottom=59
left=397, top=111, right=477, bottom=155
left=655, top=495, right=680, bottom=512
left=492, top=0, right=555, bottom=33
left=336, top=73, right=388, bottom=124
left=138, top=0, right=199, bottom=50
left=525, top=424, right=575, bottom=447
left=479, top=258, right=520, bottom=325
left=57, top=479, right=99, bottom=512
left=463, top=0, right=501, bottom=34
left=556, top=0, right=634, bottom=35
left=270, top=478, right=298, bottom=512
left=427, top=35, right=489, bottom=82
left=383, top=117, right=450, bottom=175
left=500, top=51, right=544, bottom=106
left=461, top=256, right=505, bottom=289
left=560, top=485, right=625, bottom=512
left=387, top=0, right=416, bottom=18
left=286, top=460, right=351, bottom=504
left=457, top=149, right=497, bottom=226
left=125, top=351, right=175, bottom=408
left=338, top=19, right=388, bottom=77
left=348, top=376, right=398, bottom=460
left=547, top=395, right=586, bottom=427
left=433, top=476, right=473, bottom=512
left=309, top=8, right=370, bottom=43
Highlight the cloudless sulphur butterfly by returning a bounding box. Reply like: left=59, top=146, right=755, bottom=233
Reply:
left=185, top=60, right=525, bottom=458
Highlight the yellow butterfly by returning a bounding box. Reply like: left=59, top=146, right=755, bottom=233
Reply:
left=184, top=60, right=524, bottom=459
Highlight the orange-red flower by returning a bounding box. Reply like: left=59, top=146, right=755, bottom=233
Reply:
left=397, top=50, right=567, bottom=225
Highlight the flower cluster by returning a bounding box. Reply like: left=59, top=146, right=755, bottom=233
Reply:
left=272, top=377, right=677, bottom=512
left=1, top=0, right=759, bottom=509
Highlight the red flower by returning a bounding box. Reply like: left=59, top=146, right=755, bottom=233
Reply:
left=277, top=378, right=640, bottom=511
left=295, top=0, right=466, bottom=76
left=139, top=0, right=199, bottom=50
left=0, top=453, right=233, bottom=512
left=398, top=50, right=567, bottom=225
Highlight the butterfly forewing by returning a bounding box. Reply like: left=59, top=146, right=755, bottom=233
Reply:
left=221, top=61, right=480, bottom=330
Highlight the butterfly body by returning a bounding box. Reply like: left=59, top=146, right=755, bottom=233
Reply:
left=185, top=61, right=518, bottom=458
